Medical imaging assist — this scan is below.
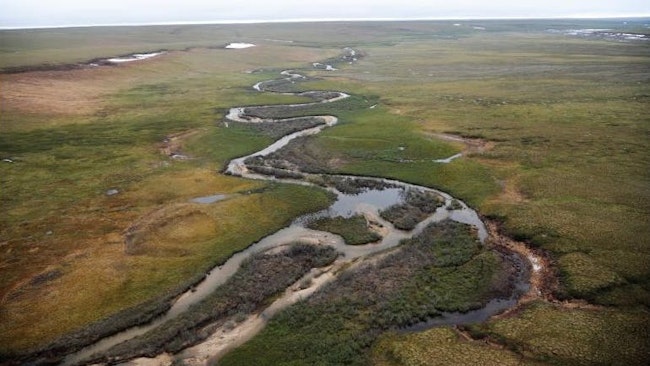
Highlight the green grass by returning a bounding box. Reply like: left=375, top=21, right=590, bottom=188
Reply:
left=0, top=88, right=279, bottom=234
left=306, top=215, right=381, bottom=245
left=468, top=301, right=650, bottom=365
left=245, top=94, right=379, bottom=119
left=373, top=327, right=546, bottom=366
left=262, top=103, right=501, bottom=206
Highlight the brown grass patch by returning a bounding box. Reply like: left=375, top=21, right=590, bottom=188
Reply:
left=493, top=177, right=529, bottom=204
left=0, top=52, right=174, bottom=117
left=142, top=210, right=218, bottom=257
left=1, top=69, right=112, bottom=117
left=124, top=203, right=214, bottom=255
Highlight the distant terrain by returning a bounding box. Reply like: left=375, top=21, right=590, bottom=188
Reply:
left=1, top=19, right=649, bottom=365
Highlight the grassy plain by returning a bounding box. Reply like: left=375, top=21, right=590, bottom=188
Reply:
left=250, top=20, right=650, bottom=301
left=290, top=22, right=649, bottom=363
left=373, top=327, right=546, bottom=366
left=344, top=30, right=650, bottom=304
left=1, top=18, right=649, bottom=364
left=0, top=43, right=338, bottom=352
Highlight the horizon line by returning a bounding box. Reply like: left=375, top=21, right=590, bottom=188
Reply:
left=2, top=14, right=650, bottom=31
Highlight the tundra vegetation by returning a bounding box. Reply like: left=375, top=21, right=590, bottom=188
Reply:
left=88, top=243, right=338, bottom=363
left=1, top=18, right=649, bottom=364
left=306, top=215, right=381, bottom=245
left=219, top=221, right=518, bottom=365
left=379, top=189, right=445, bottom=230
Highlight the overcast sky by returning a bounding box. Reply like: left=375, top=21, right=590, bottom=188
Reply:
left=1, top=0, right=649, bottom=29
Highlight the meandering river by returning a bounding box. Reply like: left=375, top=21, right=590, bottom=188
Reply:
left=64, top=50, right=530, bottom=366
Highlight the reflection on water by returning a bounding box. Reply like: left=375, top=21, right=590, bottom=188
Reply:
left=404, top=298, right=517, bottom=332
left=328, top=188, right=403, bottom=217
left=403, top=252, right=530, bottom=332
left=190, top=194, right=226, bottom=204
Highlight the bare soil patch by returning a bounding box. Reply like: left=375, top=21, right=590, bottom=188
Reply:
left=485, top=220, right=603, bottom=318
left=159, top=129, right=203, bottom=158
left=485, top=220, right=556, bottom=306
left=430, top=132, right=495, bottom=155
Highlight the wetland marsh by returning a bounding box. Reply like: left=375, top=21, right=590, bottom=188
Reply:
left=1, top=18, right=649, bottom=365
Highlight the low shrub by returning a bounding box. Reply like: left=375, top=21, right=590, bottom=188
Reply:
left=307, top=215, right=381, bottom=245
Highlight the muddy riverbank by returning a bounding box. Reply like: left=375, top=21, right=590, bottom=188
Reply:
left=79, top=244, right=338, bottom=365
left=215, top=221, right=526, bottom=365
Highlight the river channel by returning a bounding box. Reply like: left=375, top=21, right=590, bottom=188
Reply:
left=64, top=49, right=530, bottom=365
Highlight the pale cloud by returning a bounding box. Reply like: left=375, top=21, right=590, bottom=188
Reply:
left=1, top=0, right=649, bottom=28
